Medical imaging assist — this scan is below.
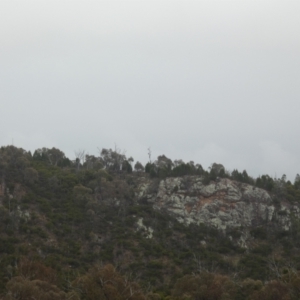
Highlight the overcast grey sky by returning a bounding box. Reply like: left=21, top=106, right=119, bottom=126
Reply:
left=1, top=1, right=300, bottom=180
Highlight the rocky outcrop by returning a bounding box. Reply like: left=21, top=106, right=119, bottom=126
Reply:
left=136, top=218, right=154, bottom=239
left=137, top=176, right=299, bottom=231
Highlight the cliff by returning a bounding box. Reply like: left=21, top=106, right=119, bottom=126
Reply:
left=137, top=176, right=300, bottom=232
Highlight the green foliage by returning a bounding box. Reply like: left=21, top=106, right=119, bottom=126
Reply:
left=256, top=175, right=274, bottom=191
left=231, top=169, right=254, bottom=184
left=0, top=237, right=18, bottom=254
left=250, top=227, right=267, bottom=239
left=122, top=160, right=133, bottom=173
left=171, top=162, right=203, bottom=177
left=2, top=145, right=300, bottom=298
left=286, top=183, right=300, bottom=203
left=145, top=162, right=157, bottom=177
left=239, top=254, right=269, bottom=280
left=252, top=244, right=272, bottom=256
left=134, top=161, right=144, bottom=172
left=33, top=147, right=67, bottom=167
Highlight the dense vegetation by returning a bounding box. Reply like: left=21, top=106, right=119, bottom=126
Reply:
left=1, top=145, right=300, bottom=299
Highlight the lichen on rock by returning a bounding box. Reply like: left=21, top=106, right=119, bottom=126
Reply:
left=137, top=176, right=297, bottom=233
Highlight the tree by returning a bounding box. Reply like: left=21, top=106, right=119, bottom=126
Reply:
left=99, top=147, right=126, bottom=172
left=17, top=258, right=58, bottom=284
left=171, top=161, right=202, bottom=177
left=4, top=277, right=78, bottom=300
left=33, top=148, right=65, bottom=166
left=23, top=167, right=39, bottom=184
left=0, top=146, right=31, bottom=185
left=173, top=159, right=184, bottom=167
left=145, top=162, right=157, bottom=178
left=238, top=278, right=263, bottom=300
left=154, top=155, right=173, bottom=178
left=3, top=258, right=79, bottom=300
left=84, top=154, right=103, bottom=170
left=172, top=272, right=236, bottom=300
left=211, top=163, right=225, bottom=176
left=74, top=149, right=85, bottom=171
left=73, top=185, right=93, bottom=208
left=294, top=174, right=300, bottom=189
left=249, top=280, right=290, bottom=300
left=134, top=161, right=144, bottom=172
left=231, top=169, right=252, bottom=184
left=73, top=264, right=145, bottom=300
left=155, top=155, right=173, bottom=170
left=256, top=175, right=274, bottom=191
left=122, top=160, right=133, bottom=173
left=147, top=147, right=152, bottom=163
left=128, top=157, right=134, bottom=165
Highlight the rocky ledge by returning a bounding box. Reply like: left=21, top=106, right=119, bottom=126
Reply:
left=137, top=176, right=300, bottom=231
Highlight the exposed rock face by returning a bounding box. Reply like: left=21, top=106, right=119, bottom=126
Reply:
left=136, top=218, right=154, bottom=239
left=137, top=177, right=298, bottom=231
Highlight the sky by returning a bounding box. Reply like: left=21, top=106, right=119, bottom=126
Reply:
left=0, top=1, right=300, bottom=181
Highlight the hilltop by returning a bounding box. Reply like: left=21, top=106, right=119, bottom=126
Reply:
left=1, top=145, right=300, bottom=299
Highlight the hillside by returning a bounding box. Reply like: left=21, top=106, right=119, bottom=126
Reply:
left=1, top=145, right=300, bottom=299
